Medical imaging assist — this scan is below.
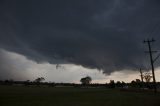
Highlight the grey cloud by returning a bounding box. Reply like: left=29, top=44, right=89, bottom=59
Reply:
left=0, top=0, right=160, bottom=75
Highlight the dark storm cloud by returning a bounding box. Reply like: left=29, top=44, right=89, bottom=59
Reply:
left=0, top=0, right=160, bottom=74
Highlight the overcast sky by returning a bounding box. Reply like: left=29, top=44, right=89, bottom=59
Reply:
left=0, top=0, right=160, bottom=83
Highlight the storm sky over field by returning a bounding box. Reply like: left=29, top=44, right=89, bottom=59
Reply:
left=0, top=0, right=160, bottom=83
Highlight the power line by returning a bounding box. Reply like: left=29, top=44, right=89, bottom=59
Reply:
left=143, top=38, right=157, bottom=94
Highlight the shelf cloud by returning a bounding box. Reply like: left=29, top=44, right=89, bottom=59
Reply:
left=0, top=0, right=160, bottom=76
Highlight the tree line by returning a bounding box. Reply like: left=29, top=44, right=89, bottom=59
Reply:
left=0, top=76, right=160, bottom=90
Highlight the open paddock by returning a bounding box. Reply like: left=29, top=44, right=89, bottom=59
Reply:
left=0, top=85, right=160, bottom=106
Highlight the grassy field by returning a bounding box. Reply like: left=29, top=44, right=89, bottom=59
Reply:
left=0, top=85, right=160, bottom=106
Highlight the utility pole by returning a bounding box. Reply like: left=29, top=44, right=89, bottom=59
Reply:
left=139, top=68, right=144, bottom=83
left=143, top=38, right=157, bottom=94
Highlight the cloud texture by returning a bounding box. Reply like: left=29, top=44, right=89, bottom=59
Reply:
left=0, top=0, right=160, bottom=75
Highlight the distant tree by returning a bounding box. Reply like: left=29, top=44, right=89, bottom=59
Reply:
left=4, top=79, right=14, bottom=85
left=121, top=81, right=127, bottom=88
left=34, top=77, right=45, bottom=83
left=121, top=81, right=126, bottom=85
left=130, top=80, right=137, bottom=88
left=24, top=80, right=30, bottom=86
left=116, top=81, right=122, bottom=88
left=130, top=79, right=143, bottom=88
left=135, top=79, right=141, bottom=83
left=143, top=73, right=152, bottom=82
left=135, top=79, right=142, bottom=88
left=109, top=80, right=115, bottom=88
left=80, top=76, right=92, bottom=85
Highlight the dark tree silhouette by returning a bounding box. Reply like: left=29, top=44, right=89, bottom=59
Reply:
left=109, top=80, right=115, bottom=88
left=116, top=81, right=122, bottom=88
left=34, top=77, right=45, bottom=83
left=80, top=76, right=92, bottom=85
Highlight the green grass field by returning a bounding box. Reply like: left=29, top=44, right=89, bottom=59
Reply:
left=0, top=85, right=160, bottom=106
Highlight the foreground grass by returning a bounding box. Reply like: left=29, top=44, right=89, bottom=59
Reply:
left=0, top=85, right=160, bottom=106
